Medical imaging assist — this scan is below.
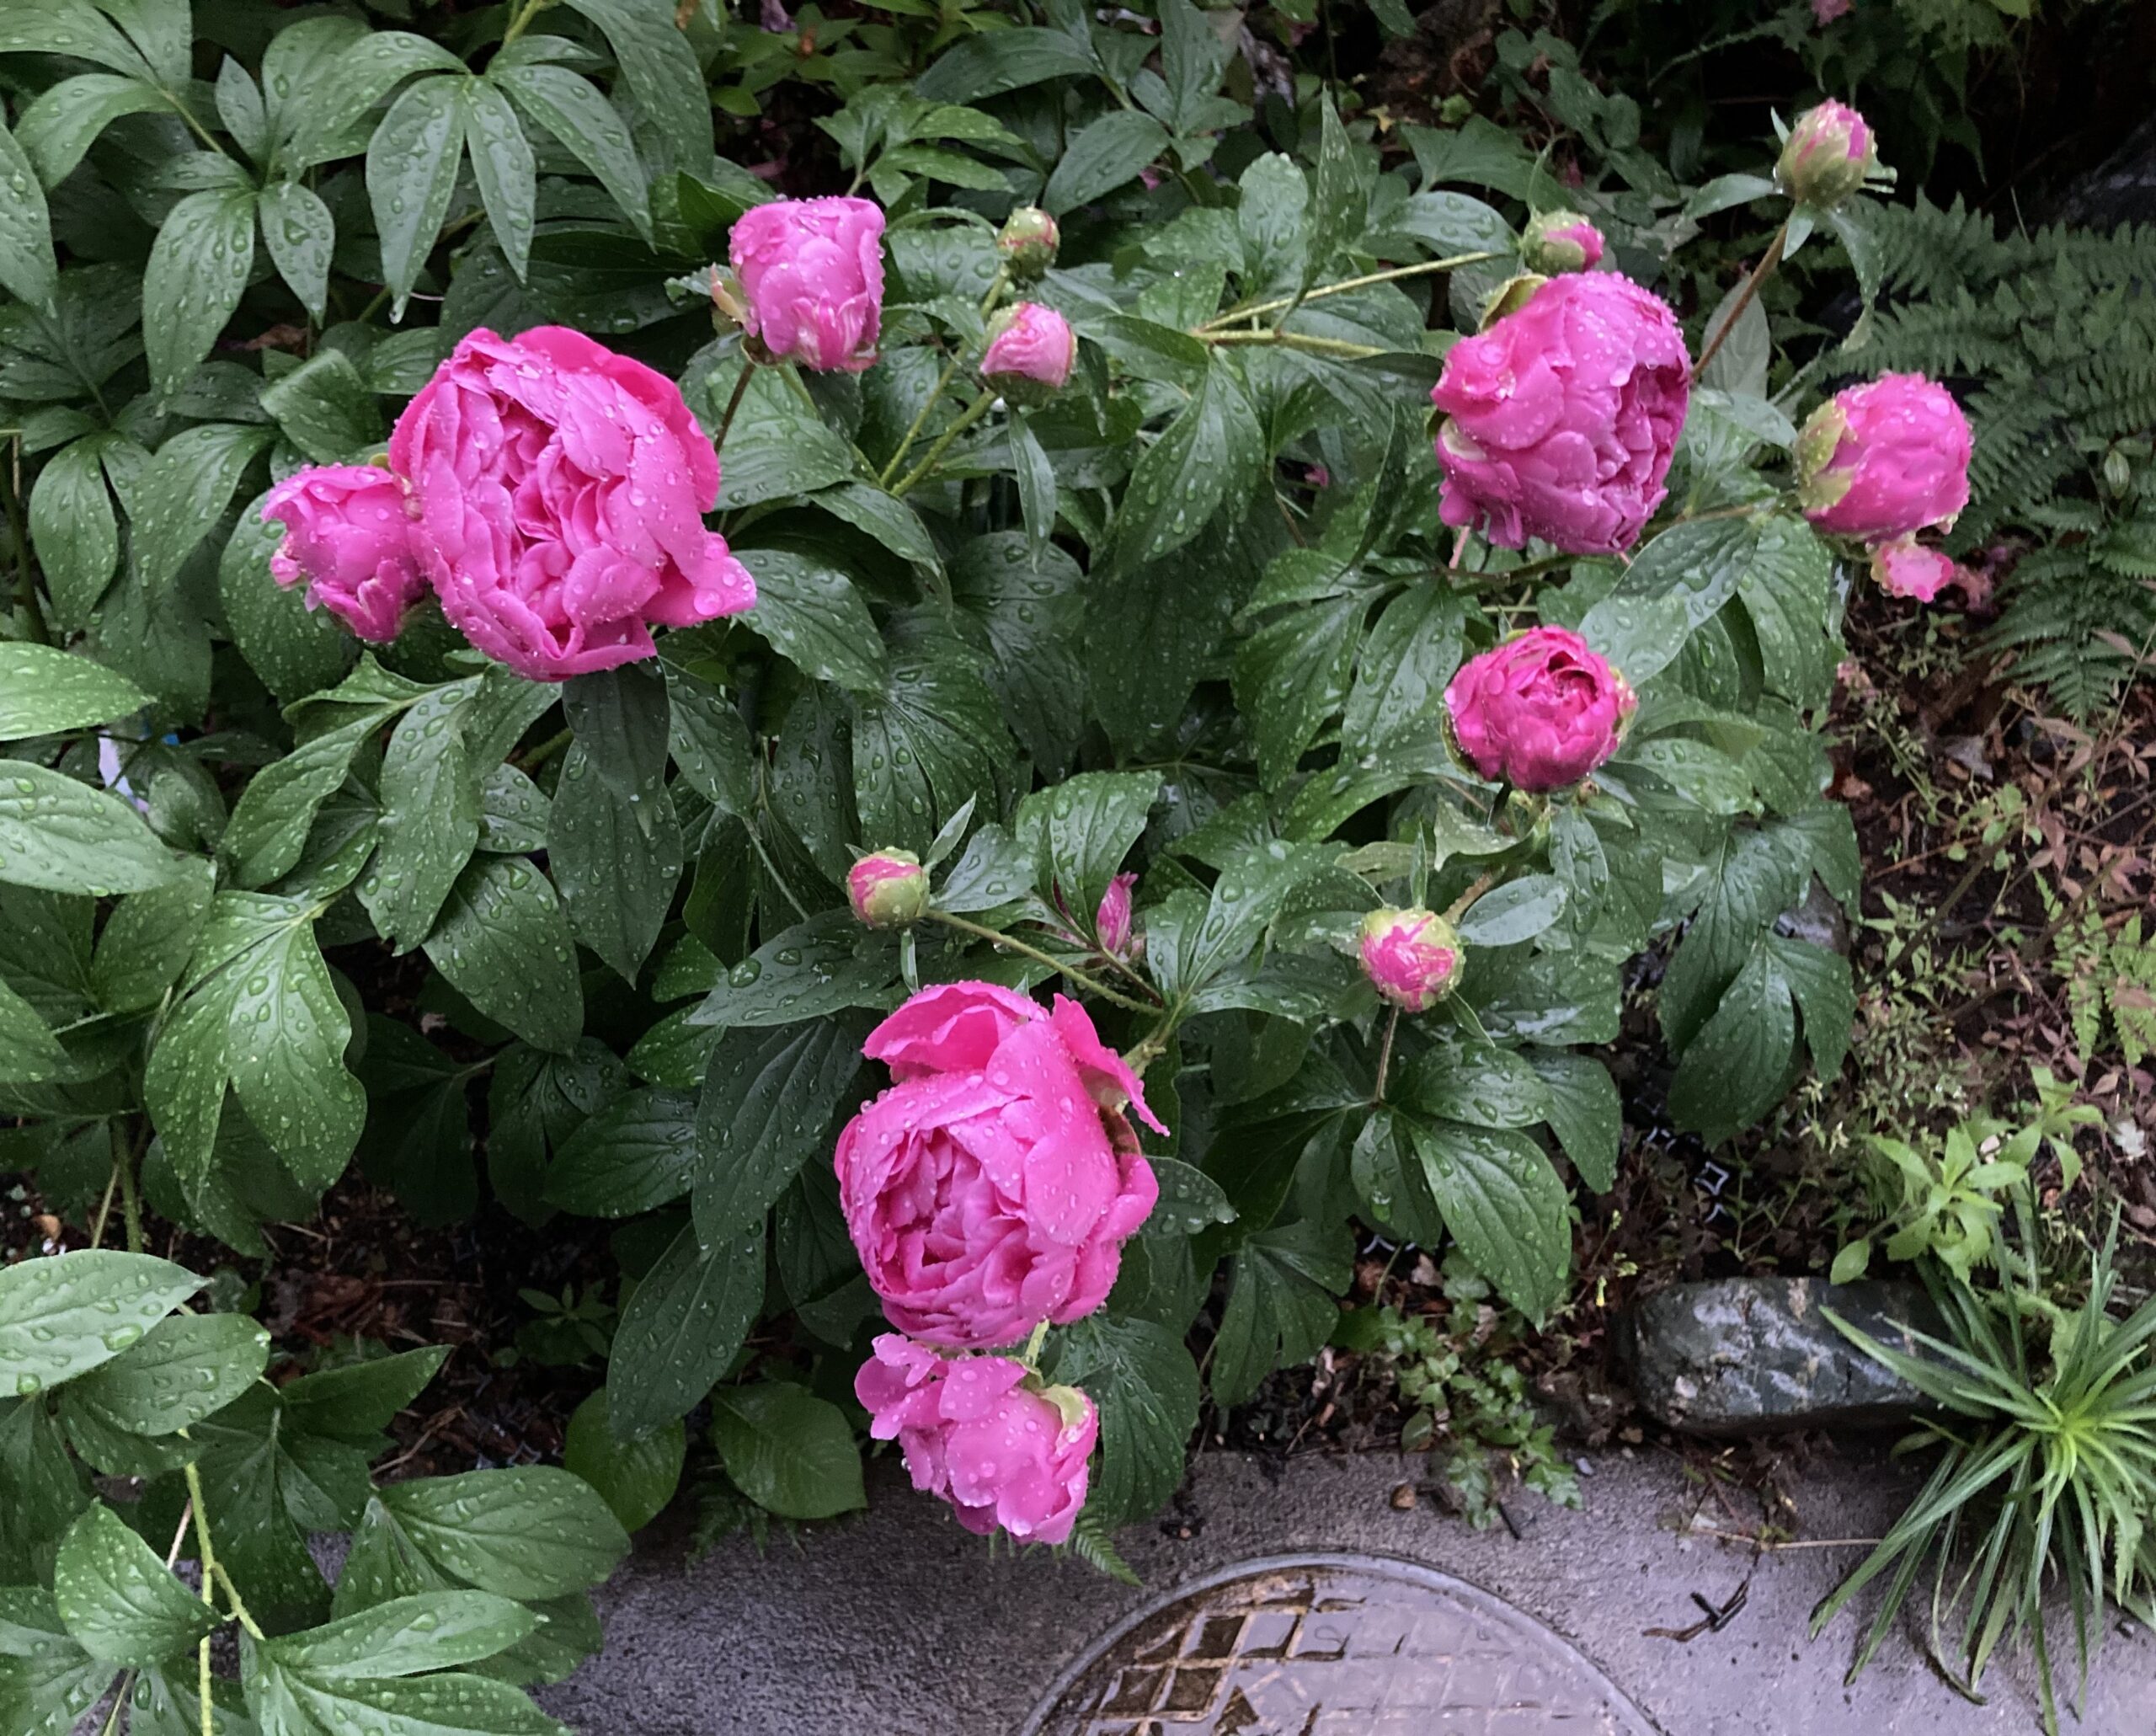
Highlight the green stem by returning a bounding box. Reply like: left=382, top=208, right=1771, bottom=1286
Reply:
left=498, top=0, right=552, bottom=51
left=1122, top=1007, right=1182, bottom=1080
left=1199, top=329, right=1384, bottom=359
left=711, top=361, right=756, bottom=457
left=96, top=1675, right=133, bottom=1736
left=89, top=1162, right=120, bottom=1251
left=927, top=911, right=1159, bottom=1012
left=1198, top=252, right=1505, bottom=333
left=117, top=1121, right=146, bottom=1256
left=516, top=726, right=573, bottom=776
left=889, top=390, right=996, bottom=497
left=1022, top=1320, right=1049, bottom=1369
left=1371, top=1006, right=1401, bottom=1105
left=1444, top=870, right=1497, bottom=924
left=1693, top=220, right=1787, bottom=382
left=878, top=355, right=963, bottom=486
left=976, top=266, right=1011, bottom=320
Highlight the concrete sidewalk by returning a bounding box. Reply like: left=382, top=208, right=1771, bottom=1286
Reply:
left=539, top=1445, right=2156, bottom=1735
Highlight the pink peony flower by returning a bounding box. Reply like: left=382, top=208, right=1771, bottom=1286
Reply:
left=728, top=196, right=885, bottom=372
left=1095, top=873, right=1137, bottom=959
left=835, top=982, right=1162, bottom=1348
left=388, top=326, right=754, bottom=682
left=1445, top=624, right=1634, bottom=792
left=1869, top=536, right=1983, bottom=606
left=1778, top=99, right=1874, bottom=208
left=856, top=1336, right=1095, bottom=1543
left=849, top=849, right=929, bottom=928
left=1796, top=373, right=1971, bottom=542
left=1521, top=211, right=1605, bottom=275
left=1430, top=274, right=1689, bottom=556
left=261, top=464, right=426, bottom=643
left=979, top=302, right=1075, bottom=393
left=1360, top=907, right=1462, bottom=1012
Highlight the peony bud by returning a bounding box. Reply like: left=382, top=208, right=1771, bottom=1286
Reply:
left=1776, top=99, right=1876, bottom=210
left=848, top=849, right=930, bottom=928
left=1520, top=211, right=1605, bottom=275
left=979, top=302, right=1075, bottom=405
left=1444, top=625, right=1634, bottom=792
left=996, top=206, right=1059, bottom=281
left=1796, top=373, right=1971, bottom=542
left=1096, top=873, right=1139, bottom=959
left=1360, top=907, right=1463, bottom=1013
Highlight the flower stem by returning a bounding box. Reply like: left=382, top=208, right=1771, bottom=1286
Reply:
left=1444, top=871, right=1497, bottom=924
left=878, top=355, right=963, bottom=486
left=516, top=725, right=573, bottom=775
left=712, top=360, right=756, bottom=457
left=1197, top=252, right=1504, bottom=334
left=498, top=0, right=552, bottom=51
left=1692, top=220, right=1787, bottom=382
left=1371, top=1006, right=1401, bottom=1105
left=926, top=911, right=1159, bottom=1012
left=116, top=1121, right=146, bottom=1255
left=889, top=390, right=996, bottom=498
left=1198, top=329, right=1384, bottom=359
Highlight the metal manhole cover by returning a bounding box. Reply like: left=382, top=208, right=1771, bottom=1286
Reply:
left=1022, top=1552, right=1660, bottom=1736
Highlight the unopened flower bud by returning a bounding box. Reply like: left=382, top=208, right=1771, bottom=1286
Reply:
left=1520, top=211, right=1604, bottom=275
left=1776, top=99, right=1876, bottom=210
left=996, top=206, right=1059, bottom=281
left=979, top=302, right=1075, bottom=406
left=1359, top=907, right=1463, bottom=1012
left=1096, top=873, right=1139, bottom=959
left=848, top=849, right=930, bottom=928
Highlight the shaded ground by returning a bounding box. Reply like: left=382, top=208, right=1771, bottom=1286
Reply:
left=539, top=1445, right=2156, bottom=1735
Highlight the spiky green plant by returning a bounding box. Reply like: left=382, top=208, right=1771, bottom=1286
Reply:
left=1817, top=1201, right=2156, bottom=1733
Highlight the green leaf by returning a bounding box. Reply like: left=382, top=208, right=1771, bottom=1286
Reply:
left=1400, top=1041, right=1552, bottom=1129
left=1158, top=0, right=1232, bottom=135
left=280, top=1346, right=449, bottom=1446
left=494, top=62, right=651, bottom=243
left=1342, top=586, right=1463, bottom=755
left=1209, top=1221, right=1349, bottom=1407
left=0, top=1251, right=200, bottom=1398
left=1305, top=93, right=1367, bottom=287
left=1142, top=1156, right=1236, bottom=1235
left=365, top=678, right=484, bottom=949
left=686, top=909, right=896, bottom=1031
left=1765, top=932, right=1854, bottom=1080
left=258, top=179, right=335, bottom=321
left=52, top=1506, right=218, bottom=1667
left=733, top=549, right=888, bottom=694
left=1666, top=943, right=1796, bottom=1146
left=16, top=74, right=168, bottom=186
left=257, top=350, right=382, bottom=465
left=662, top=665, right=751, bottom=815
left=224, top=917, right=366, bottom=1194
left=1577, top=516, right=1756, bottom=688
left=948, top=531, right=1086, bottom=774
left=423, top=855, right=584, bottom=1055
left=28, top=437, right=119, bottom=628
left=0, top=643, right=147, bottom=737
left=699, top=360, right=855, bottom=510
left=0, top=761, right=177, bottom=894
left=0, top=976, right=65, bottom=1081
left=126, top=422, right=275, bottom=595
left=851, top=635, right=1011, bottom=857
left=605, top=1221, right=765, bottom=1440
left=1046, top=1314, right=1199, bottom=1529
left=273, top=25, right=462, bottom=171
left=1110, top=358, right=1263, bottom=569
left=1022, top=769, right=1161, bottom=927
left=913, top=28, right=1098, bottom=103
left=1524, top=1049, right=1620, bottom=1192
left=249, top=1660, right=568, bottom=1735
left=143, top=187, right=256, bottom=403
left=366, top=76, right=463, bottom=318
left=1234, top=592, right=1366, bottom=791
left=1456, top=874, right=1567, bottom=948
left=1043, top=111, right=1169, bottom=215
left=561, top=0, right=710, bottom=173
left=461, top=76, right=536, bottom=281
left=1404, top=1119, right=1570, bottom=1324
left=264, top=1592, right=535, bottom=1678
left=562, top=1391, right=683, bottom=1533
left=376, top=1467, right=629, bottom=1601
left=691, top=1015, right=867, bottom=1249
left=1238, top=152, right=1309, bottom=296
left=68, top=1311, right=270, bottom=1435
left=551, top=665, right=680, bottom=983
left=219, top=489, right=356, bottom=703
left=1657, top=823, right=1810, bottom=1051
left=0, top=117, right=56, bottom=313
left=710, top=1382, right=865, bottom=1520
left=543, top=1088, right=697, bottom=1216
left=218, top=714, right=376, bottom=889
left=1738, top=514, right=1838, bottom=711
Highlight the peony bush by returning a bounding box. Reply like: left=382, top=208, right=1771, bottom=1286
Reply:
left=0, top=0, right=1974, bottom=1701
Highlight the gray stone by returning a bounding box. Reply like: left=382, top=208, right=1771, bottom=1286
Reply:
left=1620, top=1277, right=1935, bottom=1437
left=2050, top=114, right=2156, bottom=230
